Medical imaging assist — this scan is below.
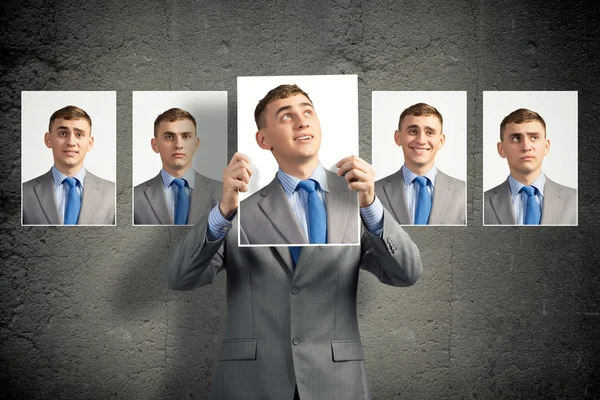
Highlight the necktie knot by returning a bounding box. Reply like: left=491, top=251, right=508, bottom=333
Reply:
left=172, top=178, right=187, bottom=189
left=63, top=177, right=78, bottom=188
left=520, top=185, right=536, bottom=197
left=297, top=179, right=318, bottom=193
left=413, top=176, right=429, bottom=188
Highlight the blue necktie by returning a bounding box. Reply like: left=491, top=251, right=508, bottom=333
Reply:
left=290, top=179, right=327, bottom=266
left=63, top=177, right=81, bottom=225
left=172, top=178, right=190, bottom=225
left=413, top=176, right=431, bottom=225
left=520, top=185, right=541, bottom=225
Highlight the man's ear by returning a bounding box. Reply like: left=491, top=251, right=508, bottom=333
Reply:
left=256, top=130, right=272, bottom=150
left=86, top=135, right=95, bottom=153
left=151, top=137, right=159, bottom=154
left=194, top=137, right=200, bottom=153
left=544, top=138, right=550, bottom=156
left=497, top=141, right=506, bottom=158
left=44, top=132, right=52, bottom=149
left=439, top=132, right=446, bottom=150
left=394, top=130, right=402, bottom=146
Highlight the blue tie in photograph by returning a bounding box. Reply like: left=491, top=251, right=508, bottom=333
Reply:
left=413, top=176, right=431, bottom=225
left=520, top=185, right=541, bottom=225
left=63, top=177, right=81, bottom=225
left=290, top=179, right=327, bottom=266
left=172, top=178, right=190, bottom=225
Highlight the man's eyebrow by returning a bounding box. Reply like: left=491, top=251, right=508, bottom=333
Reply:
left=405, top=124, right=438, bottom=132
left=56, top=125, right=86, bottom=133
left=162, top=131, right=195, bottom=138
left=274, top=102, right=314, bottom=118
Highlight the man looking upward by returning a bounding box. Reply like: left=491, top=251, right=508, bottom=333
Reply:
left=166, top=83, right=422, bottom=399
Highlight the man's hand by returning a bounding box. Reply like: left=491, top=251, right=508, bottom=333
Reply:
left=336, top=155, right=375, bottom=208
left=220, top=152, right=252, bottom=218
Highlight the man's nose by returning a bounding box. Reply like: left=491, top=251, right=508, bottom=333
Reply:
left=522, top=137, right=533, bottom=151
left=174, top=136, right=183, bottom=148
left=297, top=115, right=310, bottom=129
left=66, top=132, right=77, bottom=145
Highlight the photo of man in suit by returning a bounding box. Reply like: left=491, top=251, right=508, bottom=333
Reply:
left=22, top=105, right=115, bottom=225
left=375, top=103, right=466, bottom=225
left=134, top=108, right=222, bottom=225
left=484, top=108, right=577, bottom=225
left=239, top=84, right=364, bottom=245
left=166, top=83, right=423, bottom=400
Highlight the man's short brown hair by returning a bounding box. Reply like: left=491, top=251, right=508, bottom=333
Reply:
left=153, top=108, right=197, bottom=137
left=254, top=84, right=313, bottom=129
left=398, top=103, right=443, bottom=131
left=48, top=105, right=92, bottom=132
left=500, top=108, right=546, bottom=140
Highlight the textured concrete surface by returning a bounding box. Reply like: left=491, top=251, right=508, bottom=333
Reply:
left=1, top=0, right=599, bottom=399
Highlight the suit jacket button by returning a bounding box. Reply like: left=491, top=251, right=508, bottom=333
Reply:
left=291, top=287, right=300, bottom=295
left=292, top=337, right=300, bottom=346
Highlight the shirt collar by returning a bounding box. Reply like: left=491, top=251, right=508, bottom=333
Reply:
left=401, top=165, right=438, bottom=188
left=508, top=173, right=546, bottom=198
left=160, top=168, right=196, bottom=190
left=277, top=163, right=329, bottom=197
left=51, top=166, right=87, bottom=188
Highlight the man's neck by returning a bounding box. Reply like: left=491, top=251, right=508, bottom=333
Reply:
left=278, top=157, right=320, bottom=180
left=54, top=163, right=84, bottom=177
left=164, top=164, right=193, bottom=178
left=404, top=161, right=434, bottom=177
left=509, top=169, right=542, bottom=186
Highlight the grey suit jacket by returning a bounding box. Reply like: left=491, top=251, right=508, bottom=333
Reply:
left=166, top=207, right=422, bottom=400
left=375, top=168, right=466, bottom=225
left=22, top=169, right=115, bottom=225
left=484, top=177, right=577, bottom=225
left=133, top=171, right=222, bottom=225
left=239, top=169, right=359, bottom=244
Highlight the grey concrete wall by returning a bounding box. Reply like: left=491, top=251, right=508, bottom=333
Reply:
left=1, top=0, right=599, bottom=398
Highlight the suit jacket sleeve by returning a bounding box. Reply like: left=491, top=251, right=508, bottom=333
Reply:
left=165, top=214, right=226, bottom=290
left=360, top=208, right=422, bottom=286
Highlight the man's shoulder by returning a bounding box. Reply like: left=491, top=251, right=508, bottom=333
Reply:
left=23, top=170, right=51, bottom=189
left=86, top=170, right=115, bottom=187
left=194, top=171, right=223, bottom=192
left=375, top=168, right=403, bottom=186
left=484, top=179, right=508, bottom=200
left=545, top=177, right=577, bottom=197
left=134, top=173, right=161, bottom=193
left=436, top=169, right=465, bottom=190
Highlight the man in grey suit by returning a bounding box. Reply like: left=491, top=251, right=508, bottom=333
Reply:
left=166, top=84, right=423, bottom=399
left=484, top=108, right=577, bottom=225
left=134, top=108, right=222, bottom=225
left=22, top=105, right=115, bottom=225
left=375, top=103, right=466, bottom=225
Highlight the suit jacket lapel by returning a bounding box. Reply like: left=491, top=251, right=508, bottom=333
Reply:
left=429, top=171, right=453, bottom=224
left=78, top=172, right=101, bottom=224
left=325, top=169, right=353, bottom=243
left=144, top=174, right=172, bottom=224
left=33, top=170, right=61, bottom=224
left=383, top=170, right=412, bottom=224
left=541, top=178, right=564, bottom=224
left=257, top=177, right=307, bottom=244
left=489, top=179, right=516, bottom=224
left=272, top=247, right=294, bottom=275
left=188, top=172, right=212, bottom=224
left=292, top=245, right=316, bottom=280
